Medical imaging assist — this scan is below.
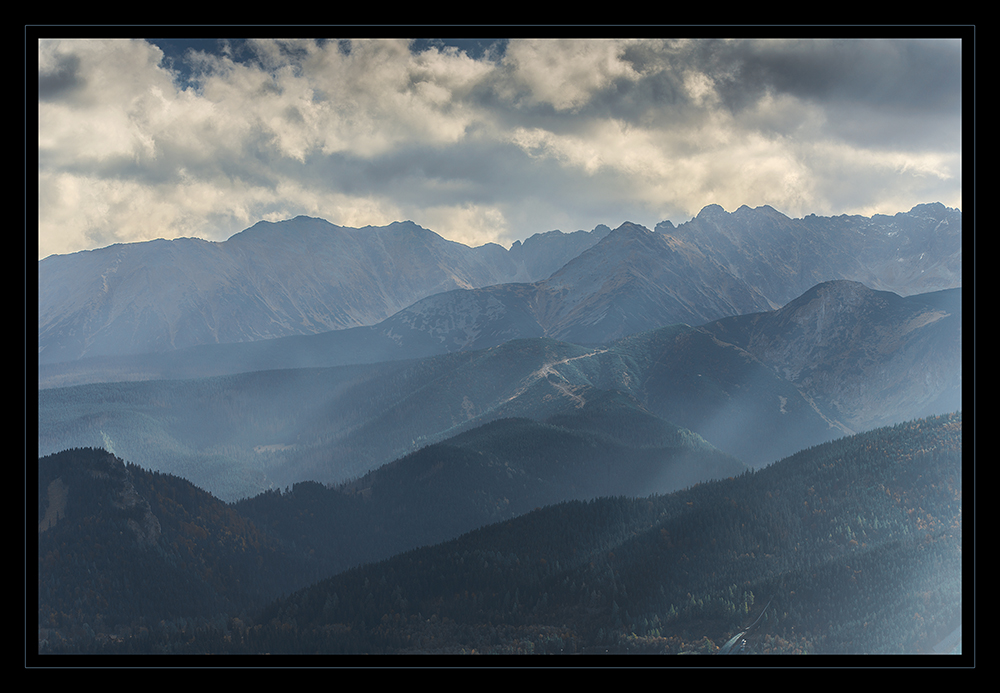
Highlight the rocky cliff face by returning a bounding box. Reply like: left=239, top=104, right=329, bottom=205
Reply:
left=660, top=202, right=962, bottom=306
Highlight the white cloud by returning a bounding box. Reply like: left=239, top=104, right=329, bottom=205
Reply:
left=500, top=38, right=642, bottom=111
left=36, top=37, right=963, bottom=259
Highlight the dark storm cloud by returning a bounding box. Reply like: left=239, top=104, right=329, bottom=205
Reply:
left=521, top=38, right=962, bottom=144
left=481, top=38, right=961, bottom=137
left=706, top=39, right=962, bottom=147
left=729, top=39, right=960, bottom=112
left=38, top=52, right=84, bottom=101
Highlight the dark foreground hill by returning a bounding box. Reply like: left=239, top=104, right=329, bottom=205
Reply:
left=240, top=413, right=963, bottom=656
left=43, top=412, right=962, bottom=656
left=36, top=403, right=742, bottom=654
left=37, top=448, right=312, bottom=651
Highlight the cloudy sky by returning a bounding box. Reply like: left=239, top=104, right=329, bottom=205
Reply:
left=36, top=35, right=964, bottom=260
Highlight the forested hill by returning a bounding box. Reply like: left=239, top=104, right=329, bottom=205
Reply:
left=244, top=412, right=962, bottom=656
left=37, top=448, right=318, bottom=651
left=232, top=406, right=745, bottom=580
left=36, top=403, right=741, bottom=654
left=49, top=411, right=962, bottom=656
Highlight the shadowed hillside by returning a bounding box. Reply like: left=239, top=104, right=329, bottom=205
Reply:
left=43, top=412, right=961, bottom=656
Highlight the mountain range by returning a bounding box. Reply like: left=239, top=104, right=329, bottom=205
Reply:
left=38, top=202, right=961, bottom=390
left=38, top=218, right=611, bottom=364
left=34, top=199, right=965, bottom=658
left=38, top=203, right=959, bottom=370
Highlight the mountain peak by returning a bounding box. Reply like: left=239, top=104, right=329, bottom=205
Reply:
left=790, top=278, right=878, bottom=303
left=696, top=204, right=729, bottom=219
left=227, top=215, right=340, bottom=241
left=385, top=220, right=424, bottom=230
left=906, top=202, right=959, bottom=218
left=733, top=204, right=785, bottom=218
left=773, top=280, right=900, bottom=326
left=611, top=221, right=653, bottom=235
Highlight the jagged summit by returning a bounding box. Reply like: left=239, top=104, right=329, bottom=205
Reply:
left=603, top=221, right=654, bottom=239
left=688, top=203, right=792, bottom=225
left=733, top=203, right=786, bottom=218
left=696, top=203, right=729, bottom=219
left=367, top=219, right=430, bottom=232
left=906, top=201, right=960, bottom=218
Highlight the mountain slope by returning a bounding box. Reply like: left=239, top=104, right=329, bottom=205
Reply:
left=700, top=281, right=962, bottom=431
left=538, top=220, right=777, bottom=344
left=600, top=323, right=852, bottom=466
left=38, top=217, right=610, bottom=364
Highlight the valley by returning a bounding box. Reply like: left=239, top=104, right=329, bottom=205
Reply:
left=38, top=279, right=959, bottom=503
